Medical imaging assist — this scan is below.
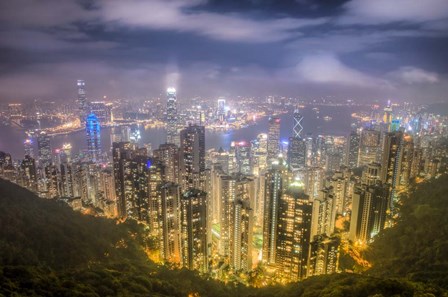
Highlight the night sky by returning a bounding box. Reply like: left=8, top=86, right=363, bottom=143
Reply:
left=0, top=0, right=447, bottom=102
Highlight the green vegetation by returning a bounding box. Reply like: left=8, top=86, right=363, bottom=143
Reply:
left=366, top=174, right=448, bottom=288
left=1, top=177, right=448, bottom=296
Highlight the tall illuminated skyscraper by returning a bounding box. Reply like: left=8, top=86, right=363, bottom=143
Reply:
left=276, top=180, right=312, bottom=282
left=166, top=87, right=179, bottom=146
left=217, top=98, right=226, bottom=122
left=179, top=124, right=205, bottom=191
left=180, top=189, right=209, bottom=272
left=381, top=131, right=403, bottom=211
left=346, top=130, right=360, bottom=168
left=288, top=109, right=306, bottom=171
left=86, top=113, right=101, bottom=162
left=154, top=143, right=179, bottom=184
left=37, top=131, right=51, bottom=168
left=24, top=138, right=34, bottom=158
left=267, top=116, right=281, bottom=162
left=160, top=183, right=181, bottom=264
left=77, top=80, right=88, bottom=120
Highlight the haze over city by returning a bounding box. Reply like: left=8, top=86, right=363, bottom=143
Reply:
left=0, top=0, right=448, bottom=102
left=0, top=1, right=448, bottom=296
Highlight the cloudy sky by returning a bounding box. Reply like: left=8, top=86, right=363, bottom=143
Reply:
left=0, top=0, right=447, bottom=102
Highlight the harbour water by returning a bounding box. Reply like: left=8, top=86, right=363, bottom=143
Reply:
left=0, top=105, right=359, bottom=159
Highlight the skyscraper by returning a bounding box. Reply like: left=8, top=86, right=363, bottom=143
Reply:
left=179, top=125, right=206, bottom=191
left=233, top=141, right=252, bottom=175
left=86, top=113, right=101, bottom=162
left=262, top=158, right=289, bottom=265
left=346, top=130, right=360, bottom=168
left=24, top=138, right=34, bottom=158
left=77, top=80, right=88, bottom=120
left=359, top=129, right=381, bottom=167
left=217, top=98, right=226, bottom=122
left=267, top=116, right=281, bottom=162
left=153, top=143, right=179, bottom=184
left=166, top=87, right=179, bottom=146
left=381, top=131, right=403, bottom=211
left=180, top=189, right=209, bottom=272
left=160, top=183, right=182, bottom=264
left=37, top=131, right=51, bottom=168
left=349, top=163, right=389, bottom=244
left=287, top=108, right=306, bottom=171
left=276, top=180, right=312, bottom=282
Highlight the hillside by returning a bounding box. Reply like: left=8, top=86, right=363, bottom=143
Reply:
left=0, top=178, right=447, bottom=296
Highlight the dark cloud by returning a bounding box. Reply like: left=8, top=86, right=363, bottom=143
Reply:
left=0, top=0, right=446, bottom=103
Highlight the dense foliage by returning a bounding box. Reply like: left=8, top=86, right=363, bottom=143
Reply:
left=366, top=174, right=448, bottom=288
left=1, top=178, right=447, bottom=296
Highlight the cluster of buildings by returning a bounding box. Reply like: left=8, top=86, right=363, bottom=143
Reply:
left=0, top=83, right=447, bottom=284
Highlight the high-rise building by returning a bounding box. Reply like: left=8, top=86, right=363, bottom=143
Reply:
left=233, top=141, right=252, bottom=175
left=346, top=130, right=360, bottom=168
left=112, top=142, right=134, bottom=218
left=383, top=100, right=393, bottom=131
left=179, top=125, right=205, bottom=191
left=288, top=110, right=306, bottom=171
left=359, top=129, right=381, bottom=167
left=154, top=143, right=179, bottom=184
left=166, top=88, right=179, bottom=146
left=311, top=187, right=336, bottom=238
left=77, top=80, right=88, bottom=120
left=307, top=235, right=340, bottom=277
left=20, top=155, right=37, bottom=192
left=288, top=137, right=307, bottom=171
left=276, top=180, right=312, bottom=282
left=217, top=98, right=226, bottom=122
left=349, top=164, right=389, bottom=244
left=160, top=183, right=182, bottom=264
left=381, top=131, right=403, bottom=211
left=267, top=116, right=281, bottom=162
left=262, top=158, right=289, bottom=265
left=86, top=113, right=101, bottom=162
left=231, top=198, right=253, bottom=271
left=180, top=189, right=209, bottom=272
left=24, top=138, right=34, bottom=158
left=37, top=131, right=51, bottom=168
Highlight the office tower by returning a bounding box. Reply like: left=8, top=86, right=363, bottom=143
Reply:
left=267, top=116, right=281, bottom=162
left=180, top=189, right=209, bottom=272
left=110, top=126, right=123, bottom=144
left=60, top=163, right=74, bottom=197
left=307, top=235, right=340, bottom=277
left=215, top=147, right=230, bottom=174
left=24, top=138, right=34, bottom=158
left=154, top=143, right=179, bottom=184
left=349, top=164, right=389, bottom=244
left=305, top=135, right=314, bottom=166
left=276, top=181, right=312, bottom=282
left=217, top=98, right=226, bottom=122
left=77, top=80, right=88, bottom=120
left=383, top=100, right=393, bottom=130
left=358, top=129, right=381, bottom=167
left=61, top=143, right=72, bottom=164
left=166, top=87, right=179, bottom=146
left=86, top=113, right=101, bottom=162
left=147, top=159, right=165, bottom=235
left=179, top=125, right=205, bottom=191
left=311, top=187, right=336, bottom=238
left=346, top=130, right=360, bottom=168
left=231, top=198, right=253, bottom=271
left=301, top=166, right=324, bottom=200
left=90, top=101, right=112, bottom=123
left=251, top=133, right=268, bottom=176
left=325, top=152, right=342, bottom=172
left=37, top=131, right=52, bottom=168
left=44, top=165, right=61, bottom=199
left=288, top=109, right=306, bottom=171
left=233, top=141, right=252, bottom=175
left=160, top=183, right=182, bottom=264
left=129, top=126, right=141, bottom=144
left=219, top=174, right=254, bottom=263
left=288, top=137, right=307, bottom=171
left=262, top=158, right=289, bottom=265
left=112, top=142, right=134, bottom=218
left=327, top=169, right=351, bottom=215
left=20, top=155, right=37, bottom=192
left=399, top=134, right=414, bottom=188
left=381, top=131, right=403, bottom=211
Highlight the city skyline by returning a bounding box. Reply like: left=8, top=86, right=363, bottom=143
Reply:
left=0, top=0, right=447, bottom=102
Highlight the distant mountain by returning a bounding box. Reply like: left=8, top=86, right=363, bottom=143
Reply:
left=0, top=178, right=446, bottom=296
